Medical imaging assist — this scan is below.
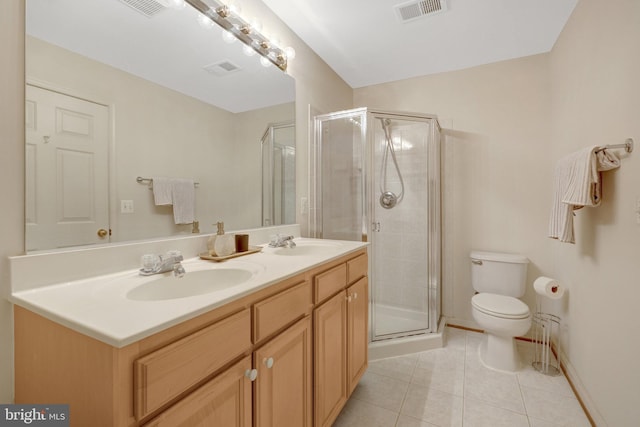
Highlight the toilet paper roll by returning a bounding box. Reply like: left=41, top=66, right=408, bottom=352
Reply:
left=533, top=276, right=565, bottom=300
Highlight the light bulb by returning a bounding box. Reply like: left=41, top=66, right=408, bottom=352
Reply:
left=260, top=56, right=272, bottom=68
left=284, top=46, right=296, bottom=60
left=251, top=19, right=262, bottom=33
left=243, top=44, right=257, bottom=57
left=197, top=13, right=214, bottom=29
left=222, top=29, right=236, bottom=44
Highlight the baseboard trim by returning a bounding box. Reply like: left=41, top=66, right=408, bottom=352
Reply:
left=446, top=323, right=599, bottom=426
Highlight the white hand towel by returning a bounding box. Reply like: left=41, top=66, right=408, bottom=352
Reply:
left=549, top=147, right=620, bottom=243
left=170, top=178, right=196, bottom=225
left=151, top=177, right=196, bottom=224
left=152, top=177, right=173, bottom=205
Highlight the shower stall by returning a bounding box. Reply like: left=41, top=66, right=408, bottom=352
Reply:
left=262, top=121, right=296, bottom=227
left=312, top=108, right=442, bottom=358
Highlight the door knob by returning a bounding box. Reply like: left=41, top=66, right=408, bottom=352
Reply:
left=97, top=228, right=108, bottom=238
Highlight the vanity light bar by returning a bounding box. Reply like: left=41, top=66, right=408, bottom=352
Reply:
left=185, top=0, right=289, bottom=71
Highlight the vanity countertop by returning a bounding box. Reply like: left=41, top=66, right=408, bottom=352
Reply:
left=9, top=238, right=368, bottom=348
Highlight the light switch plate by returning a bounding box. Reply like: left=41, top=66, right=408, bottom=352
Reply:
left=121, top=199, right=134, bottom=214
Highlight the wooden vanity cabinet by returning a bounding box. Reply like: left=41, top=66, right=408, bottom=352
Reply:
left=143, top=356, right=253, bottom=427
left=14, top=248, right=367, bottom=427
left=313, top=253, right=369, bottom=427
left=254, top=316, right=313, bottom=427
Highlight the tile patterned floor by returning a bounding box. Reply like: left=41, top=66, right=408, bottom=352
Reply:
left=333, top=327, right=591, bottom=427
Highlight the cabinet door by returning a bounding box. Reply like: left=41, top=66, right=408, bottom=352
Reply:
left=314, top=291, right=347, bottom=427
left=144, top=356, right=253, bottom=427
left=254, top=316, right=312, bottom=427
left=347, top=277, right=369, bottom=394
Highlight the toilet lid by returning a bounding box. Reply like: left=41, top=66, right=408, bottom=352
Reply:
left=472, top=293, right=530, bottom=319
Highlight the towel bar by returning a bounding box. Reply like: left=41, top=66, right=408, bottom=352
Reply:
left=136, top=177, right=199, bottom=187
left=596, top=138, right=634, bottom=153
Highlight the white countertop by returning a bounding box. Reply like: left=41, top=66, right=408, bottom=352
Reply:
left=10, top=238, right=368, bottom=348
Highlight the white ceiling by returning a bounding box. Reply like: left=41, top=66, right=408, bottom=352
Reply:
left=26, top=0, right=294, bottom=113
left=261, top=0, right=579, bottom=88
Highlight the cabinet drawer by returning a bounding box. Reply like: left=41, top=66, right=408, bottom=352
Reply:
left=134, top=309, right=252, bottom=420
left=314, top=263, right=347, bottom=304
left=253, top=280, right=312, bottom=343
left=143, top=356, right=252, bottom=427
left=347, top=253, right=367, bottom=284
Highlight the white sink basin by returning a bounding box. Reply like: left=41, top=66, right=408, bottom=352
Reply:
left=273, top=240, right=342, bottom=256
left=126, top=268, right=254, bottom=301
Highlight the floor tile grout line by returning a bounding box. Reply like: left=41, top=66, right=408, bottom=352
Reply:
left=334, top=328, right=589, bottom=427
left=393, top=353, right=420, bottom=427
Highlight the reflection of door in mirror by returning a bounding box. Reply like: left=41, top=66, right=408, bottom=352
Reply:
left=262, top=122, right=295, bottom=227
left=25, top=85, right=109, bottom=251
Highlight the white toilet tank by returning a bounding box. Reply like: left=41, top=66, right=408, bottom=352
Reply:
left=470, top=251, right=529, bottom=297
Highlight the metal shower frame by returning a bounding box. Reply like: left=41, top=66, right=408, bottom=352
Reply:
left=311, top=107, right=442, bottom=339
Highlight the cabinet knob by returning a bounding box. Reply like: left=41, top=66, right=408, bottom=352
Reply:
left=346, top=295, right=352, bottom=303
left=244, top=369, right=258, bottom=381
left=353, top=292, right=358, bottom=300
left=263, top=357, right=274, bottom=369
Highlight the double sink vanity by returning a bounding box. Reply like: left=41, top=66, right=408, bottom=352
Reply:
left=10, top=234, right=369, bottom=427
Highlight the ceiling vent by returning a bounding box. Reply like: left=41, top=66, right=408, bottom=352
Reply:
left=203, top=60, right=242, bottom=76
left=394, top=0, right=448, bottom=23
left=118, top=0, right=167, bottom=18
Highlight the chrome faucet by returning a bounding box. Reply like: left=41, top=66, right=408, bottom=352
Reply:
left=268, top=234, right=297, bottom=248
left=140, top=251, right=185, bottom=277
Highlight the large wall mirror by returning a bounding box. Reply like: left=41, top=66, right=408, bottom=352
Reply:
left=25, top=0, right=296, bottom=252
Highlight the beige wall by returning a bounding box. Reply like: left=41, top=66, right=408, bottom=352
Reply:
left=355, top=54, right=554, bottom=328
left=548, top=0, right=640, bottom=425
left=27, top=36, right=293, bottom=241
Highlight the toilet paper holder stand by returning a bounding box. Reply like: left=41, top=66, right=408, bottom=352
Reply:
left=532, top=307, right=562, bottom=376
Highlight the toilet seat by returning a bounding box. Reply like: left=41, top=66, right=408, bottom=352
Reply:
left=472, top=293, right=529, bottom=319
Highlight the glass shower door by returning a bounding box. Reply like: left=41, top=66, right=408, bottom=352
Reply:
left=312, top=108, right=367, bottom=241
left=369, top=114, right=435, bottom=340
left=313, top=108, right=441, bottom=342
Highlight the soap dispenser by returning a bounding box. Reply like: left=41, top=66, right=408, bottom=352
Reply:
left=207, top=222, right=222, bottom=256
left=208, top=221, right=235, bottom=257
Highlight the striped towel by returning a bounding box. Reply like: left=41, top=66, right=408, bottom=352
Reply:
left=548, top=147, right=620, bottom=243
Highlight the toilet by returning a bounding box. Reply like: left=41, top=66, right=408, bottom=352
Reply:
left=470, top=251, right=531, bottom=372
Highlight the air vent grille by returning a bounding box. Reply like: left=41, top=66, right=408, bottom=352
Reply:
left=203, top=60, right=242, bottom=76
left=395, top=0, right=447, bottom=22
left=118, top=0, right=166, bottom=18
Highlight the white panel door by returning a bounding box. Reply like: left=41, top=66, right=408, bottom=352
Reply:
left=25, top=85, right=109, bottom=251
